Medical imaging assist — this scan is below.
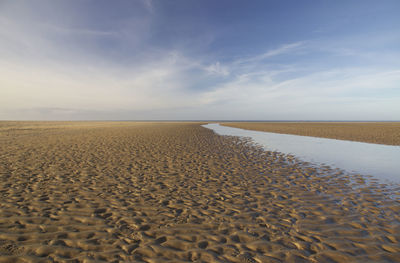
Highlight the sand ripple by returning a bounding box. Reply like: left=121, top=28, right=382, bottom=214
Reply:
left=0, top=122, right=399, bottom=262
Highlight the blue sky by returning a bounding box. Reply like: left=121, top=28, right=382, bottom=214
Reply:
left=0, top=0, right=399, bottom=120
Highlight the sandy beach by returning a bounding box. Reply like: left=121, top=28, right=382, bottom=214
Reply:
left=221, top=122, right=400, bottom=146
left=0, top=122, right=399, bottom=262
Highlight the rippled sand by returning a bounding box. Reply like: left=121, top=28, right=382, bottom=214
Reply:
left=0, top=122, right=399, bottom=262
left=221, top=122, right=400, bottom=146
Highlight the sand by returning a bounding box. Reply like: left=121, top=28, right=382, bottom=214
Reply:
left=221, top=122, right=400, bottom=146
left=0, top=122, right=399, bottom=262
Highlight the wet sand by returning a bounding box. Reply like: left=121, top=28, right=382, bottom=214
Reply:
left=0, top=122, right=399, bottom=262
left=221, top=122, right=400, bottom=146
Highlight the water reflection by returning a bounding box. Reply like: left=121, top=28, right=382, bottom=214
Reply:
left=203, top=123, right=400, bottom=184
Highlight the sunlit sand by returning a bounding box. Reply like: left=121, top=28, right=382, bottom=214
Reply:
left=0, top=122, right=399, bottom=262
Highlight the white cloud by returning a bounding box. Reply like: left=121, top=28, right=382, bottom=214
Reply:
left=234, top=42, right=305, bottom=65
left=0, top=0, right=192, bottom=119
left=198, top=66, right=400, bottom=120
left=0, top=52, right=205, bottom=113
left=0, top=1, right=399, bottom=120
left=204, top=62, right=230, bottom=76
left=258, top=42, right=304, bottom=59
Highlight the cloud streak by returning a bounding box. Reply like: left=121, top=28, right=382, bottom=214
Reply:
left=234, top=42, right=305, bottom=65
left=0, top=0, right=399, bottom=120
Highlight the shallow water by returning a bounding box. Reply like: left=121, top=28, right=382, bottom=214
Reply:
left=203, top=123, right=400, bottom=184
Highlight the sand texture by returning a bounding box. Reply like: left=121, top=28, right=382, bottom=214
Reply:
left=221, top=122, right=400, bottom=146
left=0, top=122, right=399, bottom=262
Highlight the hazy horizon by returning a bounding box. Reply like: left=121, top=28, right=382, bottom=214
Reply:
left=2, top=119, right=399, bottom=123
left=1, top=0, right=399, bottom=120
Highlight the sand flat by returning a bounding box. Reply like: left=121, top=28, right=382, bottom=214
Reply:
left=221, top=122, right=400, bottom=146
left=0, top=122, right=399, bottom=262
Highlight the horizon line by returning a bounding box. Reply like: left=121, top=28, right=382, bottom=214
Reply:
left=1, top=120, right=400, bottom=122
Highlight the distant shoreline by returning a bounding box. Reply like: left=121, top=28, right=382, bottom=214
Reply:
left=220, top=122, right=400, bottom=146
left=1, top=120, right=399, bottom=123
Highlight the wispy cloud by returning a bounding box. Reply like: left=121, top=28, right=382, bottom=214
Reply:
left=204, top=62, right=230, bottom=76
left=256, top=42, right=305, bottom=60
left=0, top=1, right=399, bottom=120
left=234, top=42, right=305, bottom=65
left=198, top=66, right=400, bottom=120
left=140, top=0, right=154, bottom=14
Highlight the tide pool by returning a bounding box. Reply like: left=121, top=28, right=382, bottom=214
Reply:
left=203, top=123, right=400, bottom=184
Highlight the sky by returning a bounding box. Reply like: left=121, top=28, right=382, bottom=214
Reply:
left=0, top=0, right=399, bottom=120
